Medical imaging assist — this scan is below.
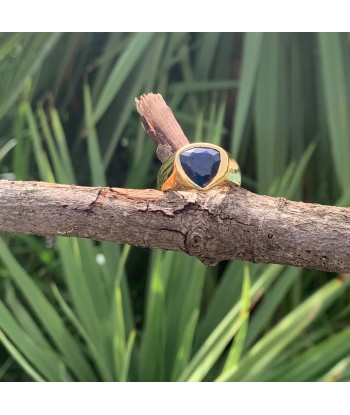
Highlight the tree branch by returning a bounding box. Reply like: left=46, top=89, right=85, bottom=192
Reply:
left=0, top=93, right=349, bottom=273
left=0, top=180, right=350, bottom=272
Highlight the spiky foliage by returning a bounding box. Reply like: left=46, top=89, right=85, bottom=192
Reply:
left=0, top=33, right=350, bottom=382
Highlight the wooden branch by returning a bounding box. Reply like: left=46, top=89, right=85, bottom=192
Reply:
left=0, top=92, right=349, bottom=273
left=135, top=93, right=189, bottom=162
left=0, top=180, right=350, bottom=272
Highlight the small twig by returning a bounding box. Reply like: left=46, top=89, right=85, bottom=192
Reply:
left=135, top=93, right=189, bottom=162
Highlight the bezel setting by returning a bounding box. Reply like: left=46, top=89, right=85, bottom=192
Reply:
left=174, top=143, right=237, bottom=190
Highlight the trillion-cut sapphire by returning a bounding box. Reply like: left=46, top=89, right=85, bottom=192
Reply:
left=179, top=147, right=221, bottom=187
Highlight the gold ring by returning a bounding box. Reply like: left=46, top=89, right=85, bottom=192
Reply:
left=158, top=143, right=241, bottom=191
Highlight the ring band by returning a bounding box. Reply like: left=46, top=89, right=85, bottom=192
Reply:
left=158, top=143, right=241, bottom=191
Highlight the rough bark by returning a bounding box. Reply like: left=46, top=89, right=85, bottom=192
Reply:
left=0, top=93, right=349, bottom=273
left=0, top=180, right=350, bottom=272
left=135, top=93, right=189, bottom=162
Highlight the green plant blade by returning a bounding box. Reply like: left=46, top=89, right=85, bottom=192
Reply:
left=5, top=283, right=52, bottom=351
left=120, top=329, right=136, bottom=382
left=139, top=250, right=167, bottom=381
left=231, top=32, right=263, bottom=157
left=49, top=105, right=76, bottom=183
left=260, top=326, right=350, bottom=382
left=177, top=309, right=247, bottom=382
left=318, top=33, right=350, bottom=193
left=222, top=263, right=251, bottom=371
left=94, top=32, right=155, bottom=123
left=56, top=237, right=112, bottom=379
left=171, top=309, right=200, bottom=381
left=217, top=276, right=350, bottom=381
left=0, top=33, right=24, bottom=62
left=0, top=330, right=45, bottom=382
left=24, top=100, right=54, bottom=182
left=320, top=356, right=350, bottom=382
left=51, top=283, right=113, bottom=381
left=0, top=237, right=96, bottom=381
left=164, top=255, right=206, bottom=380
left=0, top=33, right=61, bottom=121
left=0, top=302, right=65, bottom=381
left=244, top=267, right=301, bottom=349
left=83, top=81, right=106, bottom=187
left=196, top=263, right=283, bottom=349
left=37, top=105, right=69, bottom=184
left=0, top=138, right=16, bottom=161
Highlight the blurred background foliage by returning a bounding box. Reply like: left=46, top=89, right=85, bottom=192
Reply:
left=0, top=32, right=350, bottom=382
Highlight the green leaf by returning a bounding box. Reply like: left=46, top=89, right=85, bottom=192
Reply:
left=112, top=285, right=126, bottom=380
left=260, top=326, right=350, bottom=382
left=51, top=283, right=112, bottom=381
left=217, top=276, right=350, bottom=381
left=0, top=330, right=45, bottom=382
left=0, top=302, right=65, bottom=381
left=170, top=80, right=238, bottom=94
left=177, top=307, right=247, bottom=382
left=37, top=105, right=69, bottom=184
left=196, top=263, right=283, bottom=349
left=171, top=310, right=200, bottom=381
left=231, top=32, right=263, bottom=157
left=56, top=237, right=112, bottom=379
left=165, top=255, right=206, bottom=379
left=0, top=33, right=24, bottom=62
left=24, top=100, right=55, bottom=182
left=139, top=250, right=167, bottom=381
left=83, top=81, right=106, bottom=187
left=0, top=138, right=16, bottom=161
left=255, top=33, right=289, bottom=194
left=120, top=329, right=136, bottom=382
left=0, top=33, right=61, bottom=121
left=320, top=356, right=350, bottom=382
left=5, top=283, right=52, bottom=350
left=194, top=33, right=221, bottom=81
left=94, top=32, right=155, bottom=123
left=318, top=33, right=350, bottom=193
left=13, top=101, right=31, bottom=180
left=245, top=267, right=301, bottom=349
left=49, top=106, right=76, bottom=183
left=0, top=237, right=96, bottom=381
left=222, top=263, right=251, bottom=371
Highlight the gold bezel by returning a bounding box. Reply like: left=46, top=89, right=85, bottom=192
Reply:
left=174, top=143, right=230, bottom=190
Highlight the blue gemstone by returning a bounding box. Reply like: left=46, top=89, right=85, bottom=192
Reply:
left=180, top=147, right=221, bottom=188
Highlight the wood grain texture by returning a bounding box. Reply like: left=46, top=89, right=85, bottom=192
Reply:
left=136, top=93, right=189, bottom=162
left=1, top=180, right=350, bottom=272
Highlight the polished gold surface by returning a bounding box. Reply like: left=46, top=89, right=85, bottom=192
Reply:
left=161, top=143, right=241, bottom=191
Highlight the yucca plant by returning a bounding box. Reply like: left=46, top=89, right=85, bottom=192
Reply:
left=1, top=32, right=350, bottom=381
